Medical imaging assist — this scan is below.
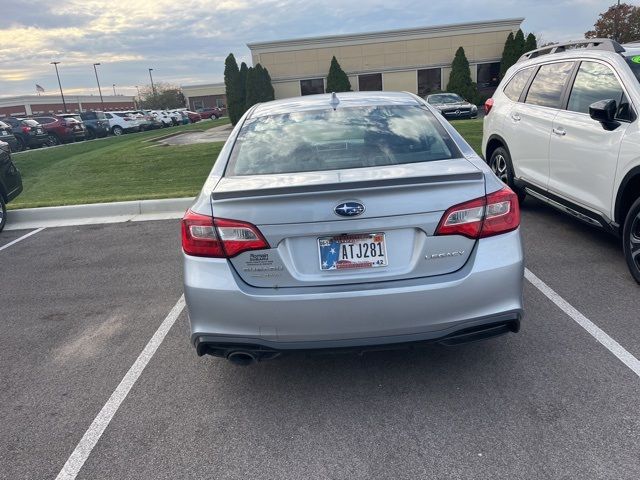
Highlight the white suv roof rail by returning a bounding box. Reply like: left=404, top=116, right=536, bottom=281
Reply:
left=518, top=38, right=625, bottom=62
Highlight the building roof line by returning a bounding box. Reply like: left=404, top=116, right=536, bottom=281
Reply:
left=247, top=18, right=524, bottom=50
left=181, top=82, right=225, bottom=89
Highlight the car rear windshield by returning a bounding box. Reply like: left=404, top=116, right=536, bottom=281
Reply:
left=23, top=119, right=40, bottom=127
left=225, top=105, right=461, bottom=176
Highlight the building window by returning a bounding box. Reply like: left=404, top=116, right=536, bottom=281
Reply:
left=417, top=68, right=441, bottom=97
left=300, top=78, right=325, bottom=96
left=477, top=62, right=501, bottom=93
left=216, top=98, right=225, bottom=107
left=358, top=73, right=382, bottom=91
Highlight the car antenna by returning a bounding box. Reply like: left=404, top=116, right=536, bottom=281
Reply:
left=330, top=92, right=339, bottom=110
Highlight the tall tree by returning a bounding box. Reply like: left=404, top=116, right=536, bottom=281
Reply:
left=245, top=66, right=259, bottom=110
left=524, top=33, right=538, bottom=53
left=245, top=63, right=275, bottom=110
left=513, top=29, right=526, bottom=60
left=585, top=3, right=640, bottom=43
left=262, top=66, right=275, bottom=101
left=500, top=32, right=516, bottom=78
left=446, top=47, right=477, bottom=102
left=238, top=62, right=249, bottom=117
left=325, top=56, right=351, bottom=92
left=224, top=54, right=243, bottom=125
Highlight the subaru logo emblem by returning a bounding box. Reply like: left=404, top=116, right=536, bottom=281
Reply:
left=334, top=201, right=365, bottom=217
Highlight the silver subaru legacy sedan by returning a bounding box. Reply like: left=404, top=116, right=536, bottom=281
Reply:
left=182, top=92, right=524, bottom=365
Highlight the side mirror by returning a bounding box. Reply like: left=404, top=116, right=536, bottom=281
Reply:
left=589, top=99, right=619, bottom=129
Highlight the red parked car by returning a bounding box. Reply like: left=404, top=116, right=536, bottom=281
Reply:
left=184, top=111, right=202, bottom=123
left=197, top=107, right=224, bottom=119
left=33, top=115, right=86, bottom=145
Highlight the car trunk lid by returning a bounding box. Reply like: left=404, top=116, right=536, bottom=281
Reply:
left=212, top=159, right=485, bottom=288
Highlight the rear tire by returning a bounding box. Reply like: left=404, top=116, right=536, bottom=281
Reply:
left=0, top=195, right=6, bottom=232
left=622, top=196, right=640, bottom=284
left=112, top=126, right=123, bottom=136
left=87, top=129, right=96, bottom=140
left=47, top=134, right=60, bottom=146
left=489, top=147, right=526, bottom=204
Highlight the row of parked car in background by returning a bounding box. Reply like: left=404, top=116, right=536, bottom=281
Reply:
left=0, top=106, right=225, bottom=152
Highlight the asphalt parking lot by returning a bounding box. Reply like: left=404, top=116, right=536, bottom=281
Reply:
left=2, top=198, right=640, bottom=480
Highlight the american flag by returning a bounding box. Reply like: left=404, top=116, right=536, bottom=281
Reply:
left=319, top=239, right=340, bottom=270
left=35, top=84, right=45, bottom=94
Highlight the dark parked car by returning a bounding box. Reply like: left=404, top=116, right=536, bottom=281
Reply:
left=197, top=107, right=223, bottom=119
left=79, top=111, right=110, bottom=139
left=33, top=115, right=86, bottom=145
left=0, top=121, right=19, bottom=152
left=425, top=93, right=478, bottom=119
left=0, top=140, right=22, bottom=232
left=2, top=117, right=49, bottom=151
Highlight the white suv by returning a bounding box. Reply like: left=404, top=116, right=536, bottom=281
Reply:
left=104, top=111, right=141, bottom=136
left=482, top=39, right=640, bottom=283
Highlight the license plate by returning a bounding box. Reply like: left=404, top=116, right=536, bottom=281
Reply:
left=318, top=233, right=387, bottom=270
left=37, top=128, right=43, bottom=134
left=1, top=131, right=6, bottom=136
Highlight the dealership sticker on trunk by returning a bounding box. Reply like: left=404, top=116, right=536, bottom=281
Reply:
left=318, top=233, right=387, bottom=270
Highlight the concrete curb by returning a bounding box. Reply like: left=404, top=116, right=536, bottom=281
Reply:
left=5, top=197, right=195, bottom=231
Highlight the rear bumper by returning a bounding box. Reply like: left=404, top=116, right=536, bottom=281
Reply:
left=194, top=315, right=520, bottom=359
left=185, top=229, right=524, bottom=354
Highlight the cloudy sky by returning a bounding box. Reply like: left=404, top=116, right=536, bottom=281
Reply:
left=0, top=0, right=609, bottom=98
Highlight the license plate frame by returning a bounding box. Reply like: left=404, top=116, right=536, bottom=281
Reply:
left=318, top=232, right=388, bottom=271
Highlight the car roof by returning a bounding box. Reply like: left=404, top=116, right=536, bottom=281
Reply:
left=250, top=91, right=421, bottom=118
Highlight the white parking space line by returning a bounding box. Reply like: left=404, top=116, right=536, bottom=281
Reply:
left=55, top=295, right=186, bottom=480
left=525, top=268, right=640, bottom=379
left=0, top=227, right=44, bottom=252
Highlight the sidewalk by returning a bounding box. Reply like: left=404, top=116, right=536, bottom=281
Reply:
left=5, top=197, right=194, bottom=230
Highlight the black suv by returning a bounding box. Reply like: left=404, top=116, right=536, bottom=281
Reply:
left=0, top=140, right=23, bottom=231
left=78, top=111, right=110, bottom=139
left=2, top=117, right=49, bottom=151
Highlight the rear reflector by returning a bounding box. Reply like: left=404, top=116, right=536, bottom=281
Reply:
left=484, top=98, right=494, bottom=115
left=435, top=186, right=520, bottom=239
left=181, top=210, right=269, bottom=258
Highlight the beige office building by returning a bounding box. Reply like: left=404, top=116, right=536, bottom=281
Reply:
left=247, top=18, right=523, bottom=100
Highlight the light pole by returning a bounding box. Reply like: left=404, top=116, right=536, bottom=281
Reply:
left=148, top=68, right=156, bottom=97
left=135, top=85, right=141, bottom=109
left=93, top=63, right=104, bottom=109
left=112, top=84, right=117, bottom=96
left=50, top=61, right=67, bottom=113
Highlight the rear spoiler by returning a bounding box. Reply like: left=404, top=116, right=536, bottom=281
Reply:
left=212, top=171, right=483, bottom=200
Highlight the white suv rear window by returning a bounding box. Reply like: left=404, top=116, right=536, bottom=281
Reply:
left=503, top=67, right=534, bottom=101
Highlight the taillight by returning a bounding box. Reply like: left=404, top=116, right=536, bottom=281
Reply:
left=484, top=98, right=494, bottom=115
left=435, top=187, right=520, bottom=239
left=21, top=126, right=31, bottom=133
left=181, top=210, right=269, bottom=258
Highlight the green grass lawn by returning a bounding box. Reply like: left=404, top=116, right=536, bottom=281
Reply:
left=450, top=119, right=483, bottom=156
left=10, top=119, right=229, bottom=209
left=9, top=116, right=485, bottom=210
